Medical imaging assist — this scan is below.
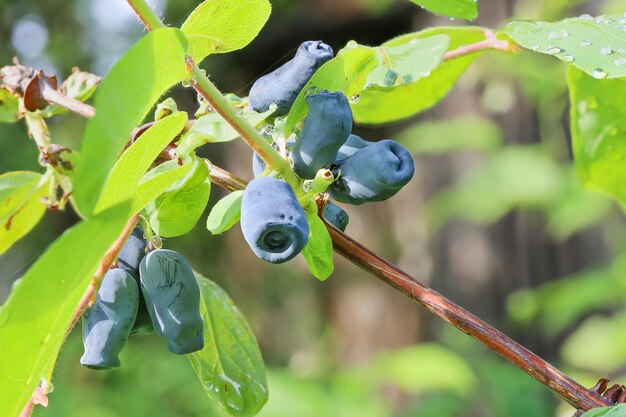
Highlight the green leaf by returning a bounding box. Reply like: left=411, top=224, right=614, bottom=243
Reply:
left=500, top=15, right=626, bottom=79
left=72, top=28, right=189, bottom=217
left=182, top=0, right=272, bottom=62
left=0, top=88, right=20, bottom=123
left=408, top=0, right=479, bottom=20
left=206, top=190, right=244, bottom=235
left=302, top=214, right=334, bottom=281
left=188, top=272, right=268, bottom=417
left=568, top=66, right=626, bottom=205
left=582, top=404, right=626, bottom=417
left=284, top=47, right=379, bottom=133
left=397, top=116, right=504, bottom=154
left=176, top=107, right=275, bottom=157
left=143, top=158, right=211, bottom=237
left=131, top=160, right=195, bottom=215
left=96, top=112, right=188, bottom=212
left=426, top=146, right=563, bottom=229
left=352, top=27, right=490, bottom=124
left=0, top=171, right=51, bottom=254
left=285, top=34, right=452, bottom=131
left=0, top=202, right=130, bottom=416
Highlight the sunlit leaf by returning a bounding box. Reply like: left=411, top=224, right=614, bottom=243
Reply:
left=407, top=0, right=479, bottom=20
left=301, top=214, right=334, bottom=281
left=581, top=403, right=626, bottom=416
left=0, top=171, right=50, bottom=254
left=206, top=190, right=244, bottom=235
left=144, top=158, right=211, bottom=237
left=131, top=161, right=194, bottom=215
left=501, top=15, right=626, bottom=79
left=72, top=28, right=189, bottom=217
left=182, top=0, right=272, bottom=61
left=188, top=272, right=268, bottom=417
left=0, top=88, right=20, bottom=123
left=568, top=66, right=626, bottom=205
left=97, top=112, right=188, bottom=212
left=0, top=202, right=130, bottom=416
left=352, top=27, right=490, bottom=124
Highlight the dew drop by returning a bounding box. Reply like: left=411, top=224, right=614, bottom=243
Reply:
left=546, top=47, right=562, bottom=55
left=349, top=94, right=360, bottom=104
left=614, top=57, right=626, bottom=66
left=562, top=54, right=575, bottom=63
left=620, top=18, right=626, bottom=25
left=41, top=334, right=51, bottom=344
left=547, top=29, right=569, bottom=40
left=600, top=47, right=614, bottom=56
left=579, top=14, right=593, bottom=21
left=595, top=15, right=610, bottom=25
left=304, top=86, right=318, bottom=97
left=531, top=44, right=540, bottom=51
left=419, top=70, right=431, bottom=77
left=346, top=40, right=358, bottom=49
left=580, top=40, right=592, bottom=46
left=592, top=68, right=608, bottom=79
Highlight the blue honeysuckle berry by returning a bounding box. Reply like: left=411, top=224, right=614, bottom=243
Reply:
left=335, top=134, right=372, bottom=162
left=81, top=268, right=139, bottom=370
left=249, top=40, right=334, bottom=115
left=139, top=249, right=204, bottom=354
left=252, top=152, right=265, bottom=177
left=291, top=91, right=352, bottom=179
left=329, top=140, right=415, bottom=205
left=323, top=200, right=349, bottom=232
left=240, top=176, right=310, bottom=264
left=117, top=226, right=153, bottom=335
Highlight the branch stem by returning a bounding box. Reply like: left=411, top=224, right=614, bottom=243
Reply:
left=200, top=166, right=610, bottom=412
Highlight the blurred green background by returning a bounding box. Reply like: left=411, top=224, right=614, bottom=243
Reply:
left=2, top=0, right=626, bottom=416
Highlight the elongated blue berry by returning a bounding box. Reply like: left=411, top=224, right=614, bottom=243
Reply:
left=117, top=226, right=153, bottom=335
left=81, top=268, right=138, bottom=369
left=139, top=249, right=204, bottom=354
left=291, top=91, right=352, bottom=179
left=249, top=41, right=334, bottom=115
left=241, top=177, right=309, bottom=263
left=323, top=201, right=349, bottom=231
left=330, top=140, right=415, bottom=205
left=335, top=134, right=372, bottom=162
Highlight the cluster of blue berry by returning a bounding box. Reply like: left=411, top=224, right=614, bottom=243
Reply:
left=241, top=41, right=415, bottom=265
left=81, top=227, right=204, bottom=369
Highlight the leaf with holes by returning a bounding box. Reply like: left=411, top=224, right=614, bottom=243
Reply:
left=0, top=171, right=51, bottom=254
left=182, top=0, right=271, bottom=62
left=72, top=28, right=189, bottom=217
left=500, top=14, right=626, bottom=79
left=568, top=66, right=626, bottom=205
left=0, top=202, right=130, bottom=416
left=188, top=272, right=268, bottom=417
left=206, top=190, right=244, bottom=235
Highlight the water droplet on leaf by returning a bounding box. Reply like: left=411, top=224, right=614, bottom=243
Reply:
left=592, top=68, right=608, bottom=79
left=349, top=94, right=360, bottom=104
left=546, top=47, right=562, bottom=55
left=600, top=47, right=614, bottom=55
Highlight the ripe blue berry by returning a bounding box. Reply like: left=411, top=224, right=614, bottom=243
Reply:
left=139, top=249, right=204, bottom=354
left=241, top=177, right=310, bottom=263
left=329, top=140, right=415, bottom=205
left=335, top=134, right=372, bottom=162
left=249, top=40, right=334, bottom=115
left=291, top=91, right=352, bottom=179
left=81, top=268, right=139, bottom=369
left=117, top=226, right=146, bottom=274
left=323, top=201, right=349, bottom=231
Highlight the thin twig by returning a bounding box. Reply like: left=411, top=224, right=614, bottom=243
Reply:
left=40, top=81, right=95, bottom=118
